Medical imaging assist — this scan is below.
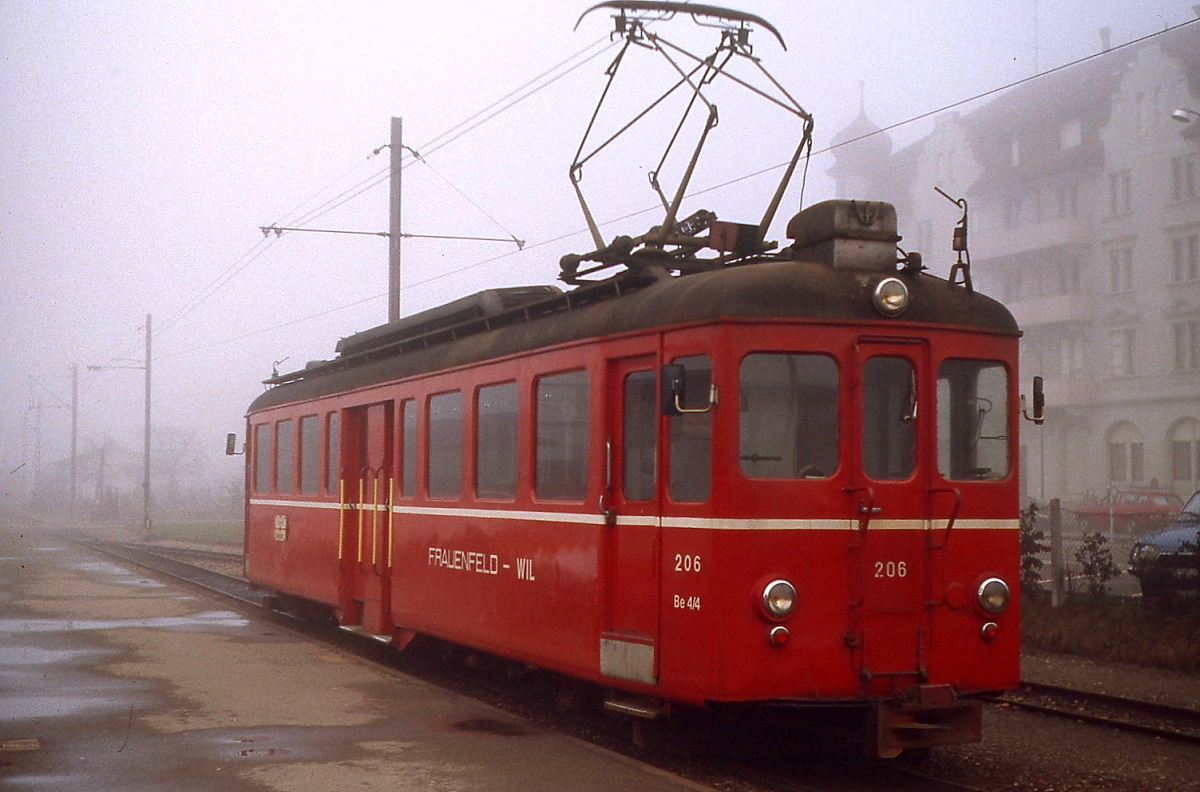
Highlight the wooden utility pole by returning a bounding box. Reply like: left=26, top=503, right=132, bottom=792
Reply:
left=143, top=313, right=152, bottom=533
left=70, top=363, right=78, bottom=514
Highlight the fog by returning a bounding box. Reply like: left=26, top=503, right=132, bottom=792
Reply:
left=2, top=0, right=1194, bottom=514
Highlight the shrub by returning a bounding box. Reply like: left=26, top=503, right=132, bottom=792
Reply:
left=1073, top=532, right=1120, bottom=598
left=1019, top=501, right=1048, bottom=597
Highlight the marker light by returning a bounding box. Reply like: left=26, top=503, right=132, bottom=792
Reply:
left=873, top=277, right=910, bottom=317
left=762, top=580, right=797, bottom=620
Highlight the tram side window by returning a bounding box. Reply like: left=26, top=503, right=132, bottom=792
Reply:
left=937, top=360, right=1009, bottom=480
left=400, top=399, right=416, bottom=497
left=275, top=419, right=295, bottom=493
left=325, top=412, right=339, bottom=495
left=299, top=415, right=320, bottom=495
left=861, top=357, right=915, bottom=480
left=477, top=383, right=518, bottom=499
left=428, top=392, right=463, bottom=499
left=669, top=355, right=712, bottom=502
left=253, top=423, right=271, bottom=493
left=536, top=370, right=589, bottom=500
left=739, top=354, right=838, bottom=479
left=623, top=370, right=657, bottom=501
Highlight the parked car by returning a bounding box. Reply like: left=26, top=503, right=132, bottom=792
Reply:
left=1069, top=487, right=1184, bottom=535
left=1128, top=491, right=1200, bottom=600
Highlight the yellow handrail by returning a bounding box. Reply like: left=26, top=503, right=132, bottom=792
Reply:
left=357, top=478, right=365, bottom=564
left=337, top=478, right=345, bottom=560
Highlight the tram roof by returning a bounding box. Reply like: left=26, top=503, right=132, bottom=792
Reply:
left=247, top=254, right=1018, bottom=414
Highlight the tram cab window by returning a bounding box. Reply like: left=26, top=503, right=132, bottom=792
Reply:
left=536, top=370, right=589, bottom=500
left=623, top=370, right=657, bottom=502
left=739, top=353, right=838, bottom=479
left=325, top=412, right=339, bottom=495
left=299, top=415, right=320, bottom=495
left=253, top=423, right=271, bottom=493
left=937, top=360, right=1009, bottom=480
left=400, top=400, right=416, bottom=497
left=428, top=391, right=463, bottom=499
left=861, top=357, right=915, bottom=480
left=476, top=382, right=518, bottom=499
left=275, top=419, right=295, bottom=493
left=669, top=355, right=712, bottom=502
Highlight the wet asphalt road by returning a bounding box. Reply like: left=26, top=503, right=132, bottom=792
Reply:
left=0, top=521, right=704, bottom=791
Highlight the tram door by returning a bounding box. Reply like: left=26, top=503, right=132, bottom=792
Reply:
left=849, top=338, right=934, bottom=690
left=339, top=401, right=394, bottom=635
left=600, top=356, right=661, bottom=685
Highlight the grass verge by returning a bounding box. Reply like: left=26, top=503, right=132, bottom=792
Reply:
left=150, top=519, right=243, bottom=547
left=1022, top=595, right=1200, bottom=673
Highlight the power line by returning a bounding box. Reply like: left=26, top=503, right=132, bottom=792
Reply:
left=153, top=36, right=614, bottom=345
left=153, top=18, right=1198, bottom=362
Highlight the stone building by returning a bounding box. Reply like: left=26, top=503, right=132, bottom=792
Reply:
left=827, top=22, right=1200, bottom=505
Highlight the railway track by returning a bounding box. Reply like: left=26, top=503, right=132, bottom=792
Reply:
left=1002, top=681, right=1200, bottom=746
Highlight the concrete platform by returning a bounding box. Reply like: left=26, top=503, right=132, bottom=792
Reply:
left=0, top=521, right=704, bottom=791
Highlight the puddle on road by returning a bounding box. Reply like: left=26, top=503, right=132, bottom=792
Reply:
left=0, top=610, right=250, bottom=635
left=0, top=694, right=130, bottom=720
left=72, top=559, right=168, bottom=588
left=0, top=646, right=110, bottom=666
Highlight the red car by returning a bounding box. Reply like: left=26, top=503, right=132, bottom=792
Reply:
left=1069, top=489, right=1185, bottom=535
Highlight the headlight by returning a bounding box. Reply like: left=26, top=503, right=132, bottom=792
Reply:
left=873, top=277, right=910, bottom=317
left=1130, top=544, right=1160, bottom=564
left=762, top=580, right=797, bottom=620
left=977, top=577, right=1010, bottom=615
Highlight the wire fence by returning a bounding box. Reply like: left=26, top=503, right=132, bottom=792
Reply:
left=1021, top=499, right=1183, bottom=601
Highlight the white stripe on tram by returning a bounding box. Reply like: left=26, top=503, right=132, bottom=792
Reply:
left=248, top=498, right=1017, bottom=532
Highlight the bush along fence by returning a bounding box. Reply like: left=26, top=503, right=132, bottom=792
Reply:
left=1021, top=499, right=1127, bottom=603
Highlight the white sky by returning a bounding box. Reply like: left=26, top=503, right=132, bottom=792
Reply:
left=2, top=0, right=1197, bottom=490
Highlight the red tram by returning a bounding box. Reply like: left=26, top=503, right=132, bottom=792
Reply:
left=239, top=197, right=1028, bottom=757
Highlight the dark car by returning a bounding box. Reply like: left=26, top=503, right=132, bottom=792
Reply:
left=1129, top=491, right=1200, bottom=600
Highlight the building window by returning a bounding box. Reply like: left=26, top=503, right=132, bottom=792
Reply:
left=1056, top=183, right=1078, bottom=218
left=1108, top=170, right=1132, bottom=215
left=428, top=391, right=462, bottom=499
left=1046, top=259, right=1082, bottom=296
left=476, top=383, right=518, bottom=500
left=1002, top=198, right=1022, bottom=231
left=1174, top=319, right=1200, bottom=371
left=1059, top=118, right=1082, bottom=150
left=536, top=371, right=589, bottom=501
left=1107, top=422, right=1144, bottom=483
left=1110, top=329, right=1135, bottom=376
left=1170, top=419, right=1200, bottom=490
left=1108, top=247, right=1133, bottom=292
left=299, top=415, right=320, bottom=495
left=1171, top=154, right=1197, bottom=202
left=1172, top=234, right=1199, bottom=282
left=275, top=419, right=295, bottom=493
